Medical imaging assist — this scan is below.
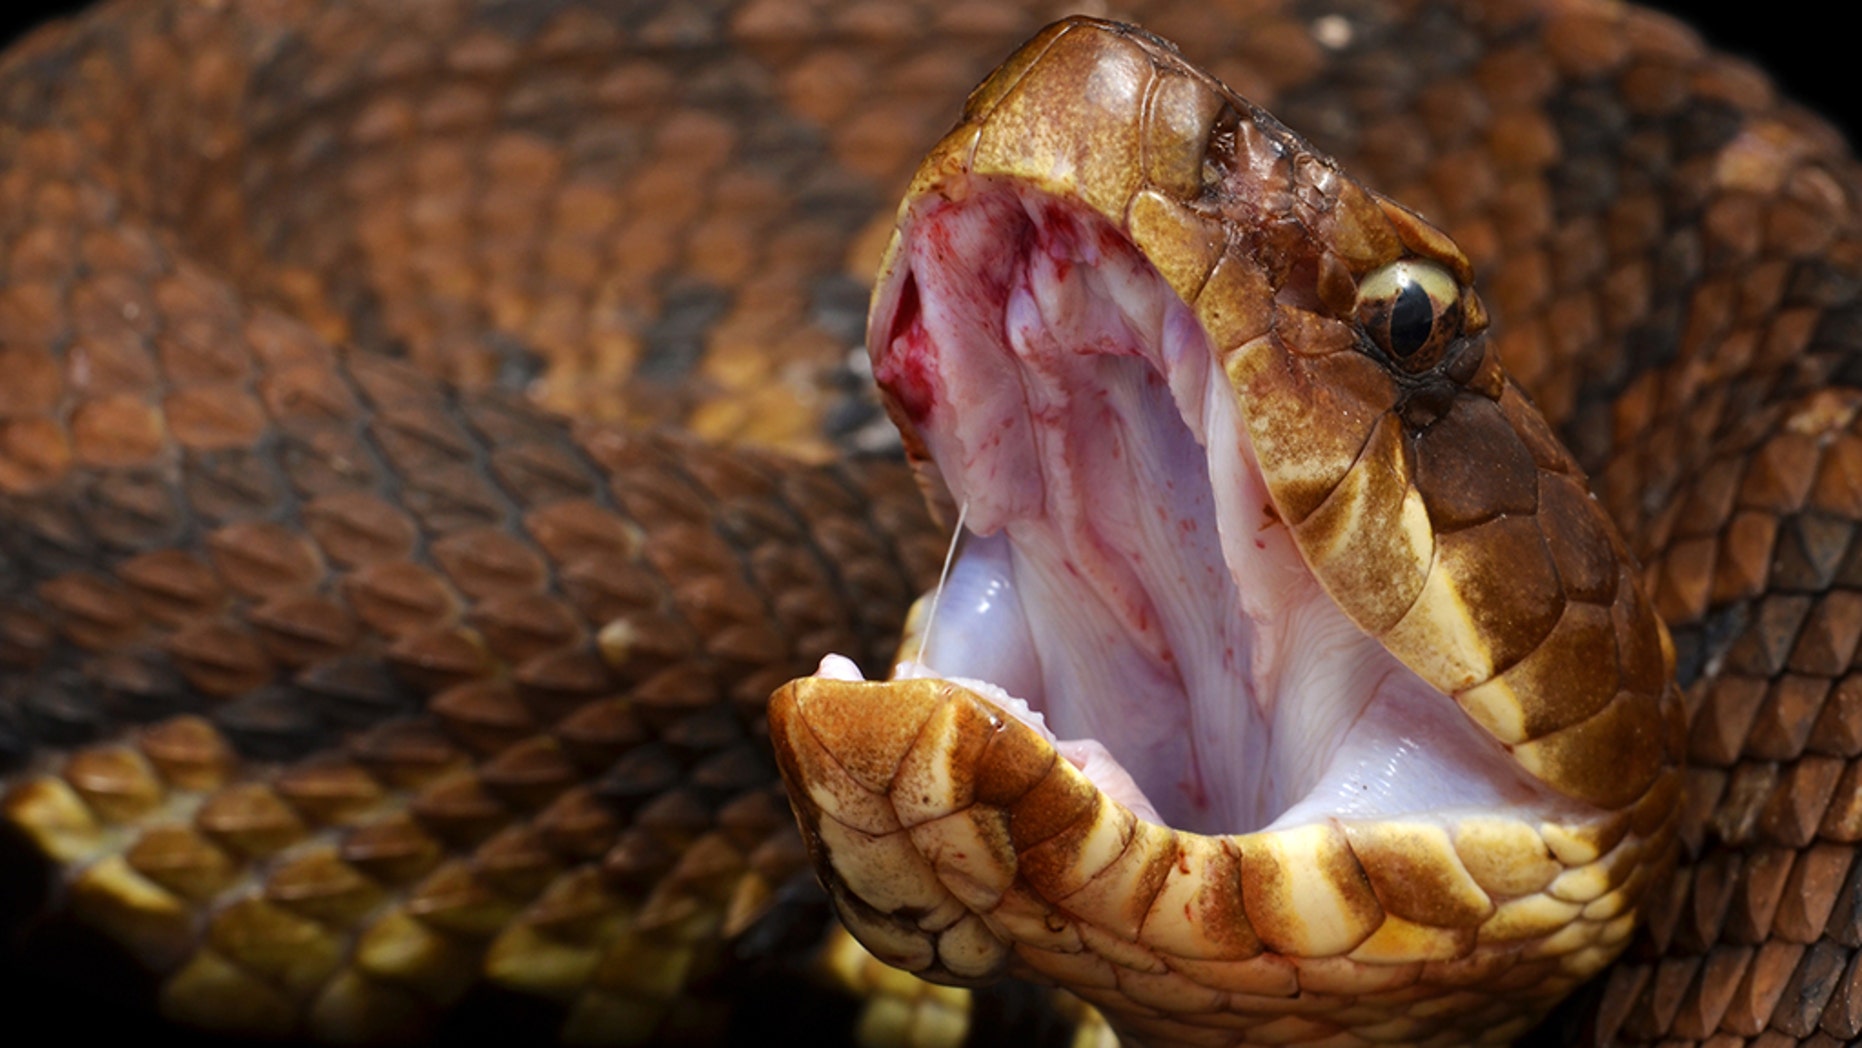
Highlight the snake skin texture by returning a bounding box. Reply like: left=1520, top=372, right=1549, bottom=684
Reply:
left=1, top=1, right=1861, bottom=1045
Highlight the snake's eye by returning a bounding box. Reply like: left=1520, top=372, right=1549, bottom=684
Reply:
left=1355, top=259, right=1463, bottom=372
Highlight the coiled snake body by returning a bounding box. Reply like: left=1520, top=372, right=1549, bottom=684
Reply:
left=0, top=1, right=1857, bottom=1045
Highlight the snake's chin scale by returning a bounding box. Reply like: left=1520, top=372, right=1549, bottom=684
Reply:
left=851, top=179, right=1581, bottom=841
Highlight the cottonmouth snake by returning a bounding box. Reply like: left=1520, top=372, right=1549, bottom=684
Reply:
left=0, top=1, right=1855, bottom=1045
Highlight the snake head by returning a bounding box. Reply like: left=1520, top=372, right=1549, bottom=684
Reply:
left=773, top=17, right=1684, bottom=1045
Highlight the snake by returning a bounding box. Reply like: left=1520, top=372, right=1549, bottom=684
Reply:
left=0, top=0, right=1854, bottom=1045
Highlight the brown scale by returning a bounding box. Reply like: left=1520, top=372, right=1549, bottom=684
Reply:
left=1, top=0, right=1862, bottom=1045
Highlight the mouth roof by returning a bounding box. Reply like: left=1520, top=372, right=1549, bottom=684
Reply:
left=867, top=176, right=1579, bottom=837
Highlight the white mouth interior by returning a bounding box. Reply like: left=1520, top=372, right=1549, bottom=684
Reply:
left=848, top=181, right=1570, bottom=836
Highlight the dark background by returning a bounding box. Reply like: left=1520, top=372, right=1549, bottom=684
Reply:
left=0, top=1, right=1858, bottom=148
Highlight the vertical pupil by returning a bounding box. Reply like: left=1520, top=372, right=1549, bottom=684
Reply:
left=1388, top=280, right=1434, bottom=357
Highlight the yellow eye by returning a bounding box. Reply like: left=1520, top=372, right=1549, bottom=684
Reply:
left=1355, top=259, right=1463, bottom=372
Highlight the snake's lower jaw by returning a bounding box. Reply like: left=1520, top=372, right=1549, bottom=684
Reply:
left=772, top=669, right=1679, bottom=1044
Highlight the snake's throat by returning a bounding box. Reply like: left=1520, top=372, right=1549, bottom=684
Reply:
left=857, top=179, right=1573, bottom=840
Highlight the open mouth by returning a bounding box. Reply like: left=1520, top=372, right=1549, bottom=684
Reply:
left=849, top=178, right=1578, bottom=839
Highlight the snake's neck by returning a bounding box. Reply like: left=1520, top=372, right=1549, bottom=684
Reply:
left=859, top=180, right=1578, bottom=837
